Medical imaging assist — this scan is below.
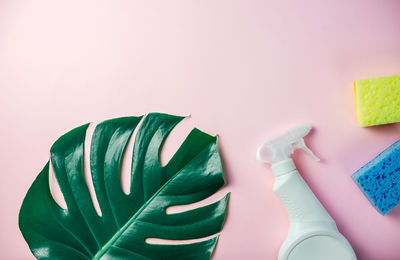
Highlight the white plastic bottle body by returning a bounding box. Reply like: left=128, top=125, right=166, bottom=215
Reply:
left=273, top=169, right=335, bottom=227
left=256, top=125, right=356, bottom=260
left=271, top=159, right=357, bottom=260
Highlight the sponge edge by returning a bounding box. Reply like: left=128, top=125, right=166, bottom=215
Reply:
left=354, top=74, right=400, bottom=127
left=352, top=140, right=400, bottom=215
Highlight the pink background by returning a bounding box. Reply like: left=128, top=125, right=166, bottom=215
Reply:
left=1, top=0, right=400, bottom=259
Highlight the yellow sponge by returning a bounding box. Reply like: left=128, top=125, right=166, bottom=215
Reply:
left=354, top=74, right=400, bottom=127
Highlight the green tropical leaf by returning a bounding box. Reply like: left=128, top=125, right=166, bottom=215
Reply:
left=19, top=113, right=229, bottom=260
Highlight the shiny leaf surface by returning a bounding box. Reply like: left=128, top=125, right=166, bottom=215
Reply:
left=19, top=113, right=229, bottom=259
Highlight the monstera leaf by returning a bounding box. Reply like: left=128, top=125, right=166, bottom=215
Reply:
left=19, top=113, right=229, bottom=260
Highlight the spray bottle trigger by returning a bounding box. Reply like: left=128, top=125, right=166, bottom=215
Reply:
left=293, top=139, right=320, bottom=162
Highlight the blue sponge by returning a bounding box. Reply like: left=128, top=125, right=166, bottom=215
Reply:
left=352, top=140, right=400, bottom=215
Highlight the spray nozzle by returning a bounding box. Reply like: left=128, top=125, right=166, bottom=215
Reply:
left=256, top=124, right=320, bottom=164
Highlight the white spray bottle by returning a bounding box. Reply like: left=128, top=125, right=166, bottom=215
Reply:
left=256, top=125, right=356, bottom=260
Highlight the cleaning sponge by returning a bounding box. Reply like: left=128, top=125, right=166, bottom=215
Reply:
left=352, top=140, right=400, bottom=215
left=354, top=74, right=400, bottom=127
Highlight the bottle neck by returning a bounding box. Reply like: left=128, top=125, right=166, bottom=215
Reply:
left=271, top=158, right=296, bottom=177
